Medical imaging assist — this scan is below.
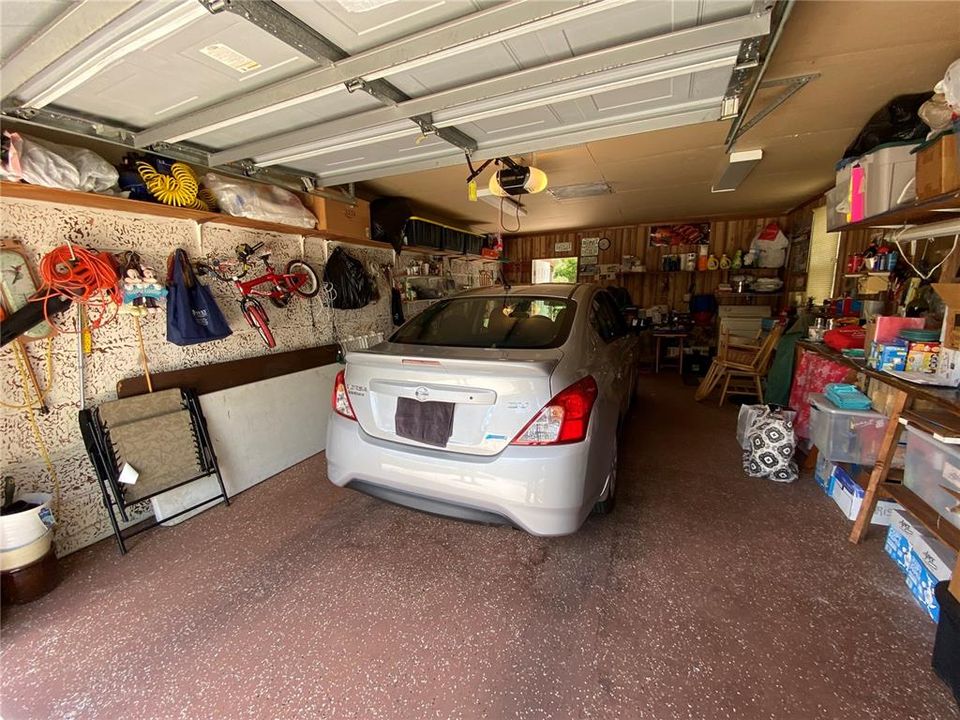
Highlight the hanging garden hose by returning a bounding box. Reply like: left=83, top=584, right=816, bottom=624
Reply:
left=35, top=244, right=122, bottom=332
left=136, top=161, right=209, bottom=209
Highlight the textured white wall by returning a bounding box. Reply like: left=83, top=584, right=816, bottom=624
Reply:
left=0, top=197, right=393, bottom=555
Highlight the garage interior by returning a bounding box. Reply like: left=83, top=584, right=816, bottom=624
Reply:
left=0, top=1, right=959, bottom=718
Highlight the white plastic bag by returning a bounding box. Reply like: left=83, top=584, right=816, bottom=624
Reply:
left=3, top=132, right=118, bottom=192
left=737, top=404, right=797, bottom=449
left=749, top=222, right=789, bottom=268
left=203, top=173, right=316, bottom=229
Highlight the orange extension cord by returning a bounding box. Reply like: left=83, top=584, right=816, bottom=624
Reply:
left=34, top=244, right=122, bottom=332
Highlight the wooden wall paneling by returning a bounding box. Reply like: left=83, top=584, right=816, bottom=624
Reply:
left=504, top=216, right=787, bottom=310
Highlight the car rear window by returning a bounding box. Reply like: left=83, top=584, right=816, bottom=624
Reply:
left=391, top=296, right=576, bottom=349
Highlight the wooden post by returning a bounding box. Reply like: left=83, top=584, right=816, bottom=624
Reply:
left=849, top=388, right=909, bottom=543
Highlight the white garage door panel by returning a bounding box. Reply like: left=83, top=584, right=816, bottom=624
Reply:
left=0, top=0, right=69, bottom=62
left=55, top=13, right=317, bottom=128
left=275, top=0, right=487, bottom=55
left=152, top=364, right=339, bottom=524
left=290, top=132, right=459, bottom=176
left=194, top=89, right=384, bottom=149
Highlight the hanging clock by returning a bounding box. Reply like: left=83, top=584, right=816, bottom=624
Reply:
left=598, top=237, right=611, bottom=251
left=0, top=239, right=55, bottom=342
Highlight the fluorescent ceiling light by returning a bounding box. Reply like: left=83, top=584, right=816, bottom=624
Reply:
left=16, top=1, right=208, bottom=110
left=711, top=149, right=762, bottom=192
left=547, top=182, right=614, bottom=201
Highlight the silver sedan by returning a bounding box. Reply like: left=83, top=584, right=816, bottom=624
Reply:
left=325, top=283, right=639, bottom=535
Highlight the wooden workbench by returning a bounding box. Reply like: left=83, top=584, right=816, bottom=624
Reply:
left=793, top=341, right=960, bottom=592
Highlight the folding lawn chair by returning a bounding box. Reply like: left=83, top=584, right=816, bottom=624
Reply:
left=79, top=388, right=229, bottom=554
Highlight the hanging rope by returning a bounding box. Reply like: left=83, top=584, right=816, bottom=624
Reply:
left=9, top=340, right=60, bottom=516
left=0, top=338, right=53, bottom=410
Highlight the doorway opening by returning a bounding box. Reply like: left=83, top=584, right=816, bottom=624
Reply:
left=532, top=257, right=578, bottom=284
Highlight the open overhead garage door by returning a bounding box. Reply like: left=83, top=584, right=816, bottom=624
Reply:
left=1, top=0, right=776, bottom=187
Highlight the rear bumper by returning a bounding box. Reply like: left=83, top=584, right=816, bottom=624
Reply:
left=325, top=415, right=594, bottom=536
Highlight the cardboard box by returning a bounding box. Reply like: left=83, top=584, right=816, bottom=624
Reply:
left=905, top=341, right=940, bottom=373
left=916, top=132, right=960, bottom=200
left=829, top=463, right=901, bottom=524
left=815, top=454, right=836, bottom=495
left=907, top=544, right=956, bottom=622
left=887, top=511, right=956, bottom=622
left=937, top=346, right=960, bottom=387
left=934, top=284, right=960, bottom=350
left=869, top=340, right=907, bottom=371
left=298, top=194, right=371, bottom=242
left=885, top=523, right=912, bottom=574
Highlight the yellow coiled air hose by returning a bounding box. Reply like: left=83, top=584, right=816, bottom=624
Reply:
left=137, top=161, right=210, bottom=210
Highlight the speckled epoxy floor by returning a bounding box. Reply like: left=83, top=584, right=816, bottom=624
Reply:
left=2, top=375, right=957, bottom=720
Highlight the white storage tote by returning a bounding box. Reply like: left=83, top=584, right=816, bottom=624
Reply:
left=904, top=425, right=960, bottom=530
left=859, top=142, right=919, bottom=217
left=809, top=394, right=889, bottom=464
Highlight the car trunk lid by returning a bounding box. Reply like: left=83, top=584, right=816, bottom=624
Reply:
left=344, top=345, right=561, bottom=456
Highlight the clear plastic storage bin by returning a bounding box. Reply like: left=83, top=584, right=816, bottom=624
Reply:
left=904, top=425, right=960, bottom=530
left=808, top=393, right=889, bottom=464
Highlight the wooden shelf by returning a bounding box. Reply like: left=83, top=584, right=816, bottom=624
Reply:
left=833, top=188, right=960, bottom=232
left=899, top=409, right=960, bottom=442
left=843, top=272, right=891, bottom=279
left=882, top=482, right=960, bottom=552
left=0, top=181, right=389, bottom=248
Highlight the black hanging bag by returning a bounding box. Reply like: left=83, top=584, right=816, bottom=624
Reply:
left=324, top=246, right=374, bottom=310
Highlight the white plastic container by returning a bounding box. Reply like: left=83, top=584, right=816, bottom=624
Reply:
left=825, top=184, right=846, bottom=231
left=859, top=142, right=919, bottom=217
left=904, top=425, right=960, bottom=530
left=808, top=394, right=889, bottom=464
left=0, top=529, right=52, bottom=571
left=0, top=492, right=53, bottom=550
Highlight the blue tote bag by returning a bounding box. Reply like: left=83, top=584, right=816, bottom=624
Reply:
left=166, top=249, right=232, bottom=345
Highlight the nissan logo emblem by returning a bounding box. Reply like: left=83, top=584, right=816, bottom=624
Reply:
left=414, top=386, right=430, bottom=402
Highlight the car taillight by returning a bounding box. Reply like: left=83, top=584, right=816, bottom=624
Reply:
left=511, top=376, right=598, bottom=445
left=332, top=369, right=356, bottom=420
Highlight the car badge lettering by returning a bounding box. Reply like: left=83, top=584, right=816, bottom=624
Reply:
left=415, top=386, right=430, bottom=402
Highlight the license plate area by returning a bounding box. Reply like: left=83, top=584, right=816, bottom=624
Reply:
left=395, top=397, right=455, bottom=448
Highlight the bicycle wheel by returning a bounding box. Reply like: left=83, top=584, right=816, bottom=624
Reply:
left=242, top=298, right=275, bottom=348
left=287, top=260, right=320, bottom=298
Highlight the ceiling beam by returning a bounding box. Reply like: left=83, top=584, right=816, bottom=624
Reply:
left=210, top=11, right=770, bottom=166
left=0, top=0, right=138, bottom=100
left=132, top=0, right=619, bottom=147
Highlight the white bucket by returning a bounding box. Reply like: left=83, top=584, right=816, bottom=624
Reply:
left=0, top=493, right=54, bottom=550
left=0, top=528, right=52, bottom=571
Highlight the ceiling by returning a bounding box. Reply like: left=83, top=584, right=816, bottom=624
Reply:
left=0, top=1, right=956, bottom=236
left=362, top=0, right=960, bottom=233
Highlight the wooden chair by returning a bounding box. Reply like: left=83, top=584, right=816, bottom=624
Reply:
left=695, top=324, right=784, bottom=404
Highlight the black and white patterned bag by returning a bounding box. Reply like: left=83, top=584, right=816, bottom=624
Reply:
left=742, top=406, right=797, bottom=483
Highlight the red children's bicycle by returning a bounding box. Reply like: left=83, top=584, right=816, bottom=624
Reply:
left=197, top=242, right=320, bottom=348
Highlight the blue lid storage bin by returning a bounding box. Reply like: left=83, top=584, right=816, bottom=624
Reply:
left=809, top=393, right=888, bottom=464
